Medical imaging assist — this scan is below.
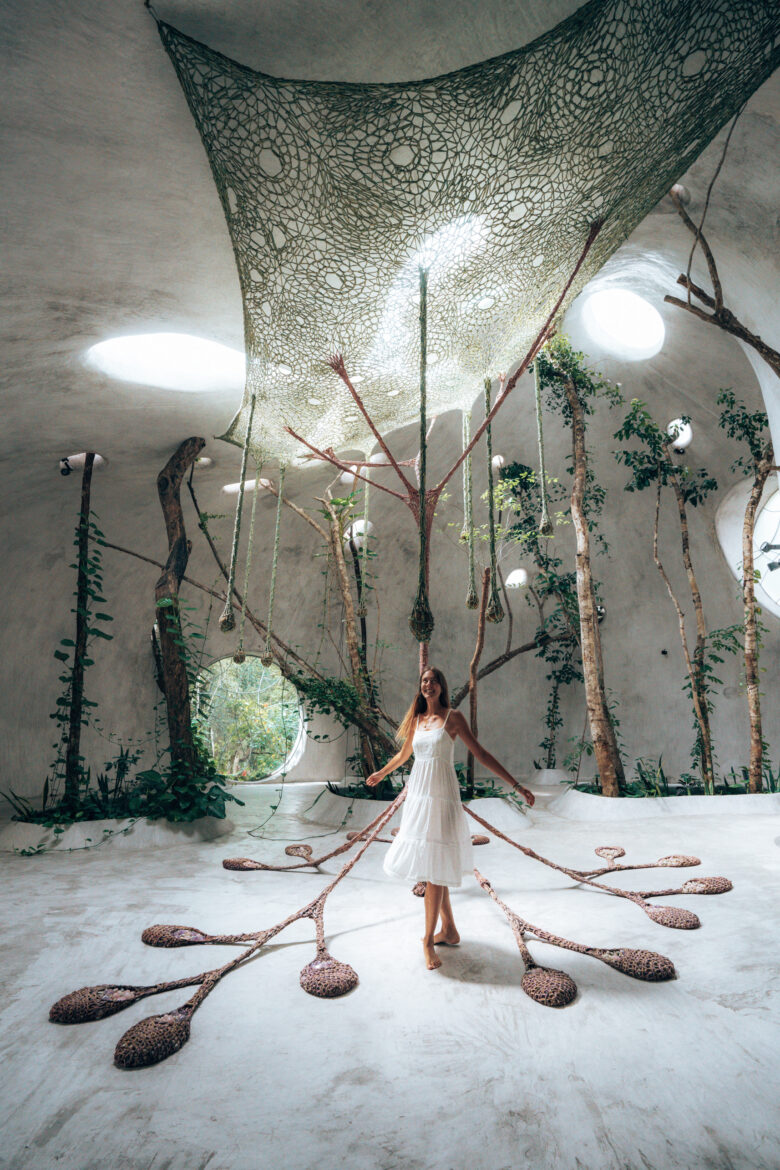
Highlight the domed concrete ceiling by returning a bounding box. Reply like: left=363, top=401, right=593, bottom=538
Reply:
left=1, top=0, right=778, bottom=503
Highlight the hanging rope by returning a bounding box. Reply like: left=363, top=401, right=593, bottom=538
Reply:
left=534, top=358, right=554, bottom=537
left=233, top=458, right=263, bottom=664
left=462, top=411, right=478, bottom=609
left=409, top=267, right=435, bottom=644
left=220, top=394, right=257, bottom=632
left=261, top=463, right=286, bottom=667
left=357, top=468, right=370, bottom=619
left=484, top=378, right=504, bottom=624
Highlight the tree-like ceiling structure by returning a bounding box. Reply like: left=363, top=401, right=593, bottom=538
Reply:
left=154, top=0, right=779, bottom=460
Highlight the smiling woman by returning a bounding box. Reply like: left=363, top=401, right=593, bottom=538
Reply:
left=85, top=333, right=245, bottom=393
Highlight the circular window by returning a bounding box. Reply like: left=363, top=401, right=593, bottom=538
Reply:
left=754, top=489, right=780, bottom=608
left=195, top=657, right=304, bottom=782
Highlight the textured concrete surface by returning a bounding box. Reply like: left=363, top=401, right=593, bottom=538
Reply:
left=1, top=785, right=778, bottom=1170
left=1, top=0, right=779, bottom=802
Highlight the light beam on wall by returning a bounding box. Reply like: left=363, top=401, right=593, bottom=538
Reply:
left=581, top=289, right=665, bottom=361
left=86, top=333, right=245, bottom=393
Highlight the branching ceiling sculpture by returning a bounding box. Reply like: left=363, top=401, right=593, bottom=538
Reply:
left=153, top=0, right=779, bottom=460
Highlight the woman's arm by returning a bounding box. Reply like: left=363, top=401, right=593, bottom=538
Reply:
left=449, top=711, right=535, bottom=806
left=365, top=728, right=415, bottom=787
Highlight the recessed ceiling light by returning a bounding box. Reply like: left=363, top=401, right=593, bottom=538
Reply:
left=86, top=333, right=245, bottom=393
left=581, top=289, right=665, bottom=360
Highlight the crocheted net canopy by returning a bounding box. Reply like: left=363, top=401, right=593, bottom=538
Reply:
left=156, top=1, right=779, bottom=460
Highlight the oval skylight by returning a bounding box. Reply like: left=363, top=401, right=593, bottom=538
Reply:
left=581, top=289, right=665, bottom=360
left=86, top=333, right=245, bottom=393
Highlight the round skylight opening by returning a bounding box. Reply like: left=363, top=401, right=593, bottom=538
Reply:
left=581, top=289, right=665, bottom=360
left=86, top=333, right=245, bottom=393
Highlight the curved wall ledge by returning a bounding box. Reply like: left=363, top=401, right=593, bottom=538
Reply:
left=546, top=787, right=780, bottom=821
left=0, top=814, right=235, bottom=853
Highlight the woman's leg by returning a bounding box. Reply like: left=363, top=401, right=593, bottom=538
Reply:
left=422, top=882, right=445, bottom=969
left=434, top=887, right=460, bottom=946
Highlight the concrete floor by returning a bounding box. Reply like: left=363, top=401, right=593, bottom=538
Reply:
left=1, top=784, right=778, bottom=1170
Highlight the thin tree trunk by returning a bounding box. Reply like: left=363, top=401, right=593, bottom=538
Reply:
left=321, top=500, right=382, bottom=781
left=466, top=568, right=491, bottom=799
left=155, top=438, right=205, bottom=774
left=652, top=479, right=713, bottom=793
left=668, top=472, right=715, bottom=793
left=563, top=377, right=624, bottom=796
left=63, top=452, right=96, bottom=807
left=743, top=448, right=773, bottom=792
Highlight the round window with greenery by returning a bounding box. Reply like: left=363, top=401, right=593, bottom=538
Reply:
left=194, top=657, right=303, bottom=782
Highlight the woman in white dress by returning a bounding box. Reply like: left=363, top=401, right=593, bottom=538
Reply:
left=367, top=667, right=535, bottom=971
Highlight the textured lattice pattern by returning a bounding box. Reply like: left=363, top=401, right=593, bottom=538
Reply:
left=156, top=3, right=778, bottom=459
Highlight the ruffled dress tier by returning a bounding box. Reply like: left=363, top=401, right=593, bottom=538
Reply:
left=383, top=710, right=473, bottom=888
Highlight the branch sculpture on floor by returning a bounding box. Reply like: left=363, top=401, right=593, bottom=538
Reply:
left=51, top=789, right=732, bottom=1069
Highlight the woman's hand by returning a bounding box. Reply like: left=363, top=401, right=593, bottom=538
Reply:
left=513, top=781, right=535, bottom=807
left=366, top=772, right=384, bottom=788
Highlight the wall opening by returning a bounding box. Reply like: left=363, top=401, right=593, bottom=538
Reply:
left=194, top=656, right=304, bottom=782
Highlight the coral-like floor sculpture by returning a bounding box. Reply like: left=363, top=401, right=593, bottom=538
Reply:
left=49, top=794, right=732, bottom=1068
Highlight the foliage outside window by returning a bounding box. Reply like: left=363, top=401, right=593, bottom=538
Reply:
left=195, top=657, right=303, bottom=782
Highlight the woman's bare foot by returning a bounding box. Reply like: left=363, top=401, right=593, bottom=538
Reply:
left=422, top=940, right=442, bottom=970
left=433, top=927, right=460, bottom=946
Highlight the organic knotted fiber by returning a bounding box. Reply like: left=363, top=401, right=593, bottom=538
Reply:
left=154, top=3, right=778, bottom=460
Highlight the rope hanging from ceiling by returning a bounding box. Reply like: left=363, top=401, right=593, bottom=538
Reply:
left=233, top=460, right=263, bottom=664
left=409, top=268, right=434, bottom=645
left=461, top=411, right=478, bottom=610
left=261, top=464, right=286, bottom=667
left=152, top=3, right=778, bottom=462
left=356, top=468, right=371, bottom=619
left=220, top=394, right=257, bottom=633
left=534, top=358, right=554, bottom=538
left=484, top=378, right=504, bottom=625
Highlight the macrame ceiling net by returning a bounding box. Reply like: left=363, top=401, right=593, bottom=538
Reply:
left=156, top=1, right=778, bottom=461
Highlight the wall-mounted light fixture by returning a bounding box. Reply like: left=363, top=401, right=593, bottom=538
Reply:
left=667, top=418, right=693, bottom=453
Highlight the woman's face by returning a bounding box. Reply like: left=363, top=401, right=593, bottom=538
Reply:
left=420, top=670, right=442, bottom=703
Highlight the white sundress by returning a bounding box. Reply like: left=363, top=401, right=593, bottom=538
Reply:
left=383, top=710, right=474, bottom=888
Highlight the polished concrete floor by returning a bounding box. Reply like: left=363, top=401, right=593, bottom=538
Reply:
left=1, top=784, right=778, bottom=1170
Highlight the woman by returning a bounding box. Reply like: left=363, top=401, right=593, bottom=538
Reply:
left=367, top=667, right=535, bottom=971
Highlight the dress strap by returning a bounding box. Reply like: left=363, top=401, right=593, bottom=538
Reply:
left=442, top=708, right=451, bottom=728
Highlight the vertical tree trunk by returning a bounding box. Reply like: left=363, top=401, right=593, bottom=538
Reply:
left=563, top=378, right=624, bottom=797
left=64, top=452, right=96, bottom=808
left=322, top=501, right=380, bottom=782
left=668, top=475, right=715, bottom=793
left=155, top=438, right=205, bottom=775
left=743, top=449, right=773, bottom=793
left=466, top=568, right=491, bottom=799
left=652, top=480, right=712, bottom=792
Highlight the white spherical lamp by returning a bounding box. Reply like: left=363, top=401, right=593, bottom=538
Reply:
left=491, top=454, right=505, bottom=472
left=343, top=519, right=374, bottom=550
left=505, top=568, right=529, bottom=589
left=667, top=418, right=693, bottom=452
left=339, top=465, right=359, bottom=486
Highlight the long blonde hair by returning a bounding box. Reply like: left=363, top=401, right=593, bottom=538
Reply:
left=396, top=667, right=450, bottom=743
